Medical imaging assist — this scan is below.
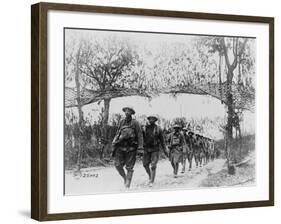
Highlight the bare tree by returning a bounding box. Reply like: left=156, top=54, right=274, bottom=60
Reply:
left=65, top=39, right=93, bottom=171
left=220, top=37, right=248, bottom=170
left=78, top=37, right=138, bottom=125
left=194, top=36, right=254, bottom=173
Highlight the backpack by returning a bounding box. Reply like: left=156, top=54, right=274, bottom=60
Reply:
left=144, top=125, right=160, bottom=147
left=113, top=120, right=137, bottom=146
left=170, top=132, right=183, bottom=147
left=119, top=125, right=136, bottom=140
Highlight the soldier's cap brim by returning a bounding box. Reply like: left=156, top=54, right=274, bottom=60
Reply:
left=147, top=116, right=158, bottom=121
left=122, top=107, right=135, bottom=114
left=173, top=125, right=181, bottom=129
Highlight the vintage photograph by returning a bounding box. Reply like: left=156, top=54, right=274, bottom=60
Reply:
left=64, top=28, right=256, bottom=195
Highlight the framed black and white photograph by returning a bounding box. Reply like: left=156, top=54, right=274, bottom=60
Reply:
left=31, top=2, right=274, bottom=221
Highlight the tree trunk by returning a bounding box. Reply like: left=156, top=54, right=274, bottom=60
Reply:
left=99, top=145, right=104, bottom=160
left=238, top=56, right=242, bottom=85
left=220, top=37, right=248, bottom=174
left=74, top=48, right=83, bottom=171
left=218, top=53, right=223, bottom=103
left=238, top=123, right=242, bottom=160
left=226, top=70, right=235, bottom=174
left=75, top=77, right=83, bottom=125
left=224, top=133, right=229, bottom=166
left=103, top=98, right=111, bottom=126
left=101, top=98, right=111, bottom=153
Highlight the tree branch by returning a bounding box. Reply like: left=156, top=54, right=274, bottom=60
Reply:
left=221, top=38, right=231, bottom=69
left=65, top=87, right=151, bottom=108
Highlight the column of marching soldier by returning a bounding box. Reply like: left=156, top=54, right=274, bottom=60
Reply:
left=112, top=106, right=216, bottom=189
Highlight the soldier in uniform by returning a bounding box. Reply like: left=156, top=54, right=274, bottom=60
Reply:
left=182, top=127, right=194, bottom=172
left=167, top=124, right=187, bottom=178
left=187, top=131, right=195, bottom=170
left=193, top=134, right=205, bottom=167
left=209, top=139, right=215, bottom=161
left=112, top=107, right=144, bottom=189
left=203, top=137, right=211, bottom=164
left=143, top=115, right=168, bottom=187
left=180, top=128, right=188, bottom=173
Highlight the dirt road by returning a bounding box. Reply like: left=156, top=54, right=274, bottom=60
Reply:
left=65, top=158, right=226, bottom=195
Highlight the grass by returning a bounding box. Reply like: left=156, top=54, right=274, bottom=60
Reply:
left=200, top=135, right=255, bottom=187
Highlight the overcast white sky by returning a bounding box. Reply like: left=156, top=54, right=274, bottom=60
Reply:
left=65, top=28, right=194, bottom=49
left=110, top=94, right=224, bottom=119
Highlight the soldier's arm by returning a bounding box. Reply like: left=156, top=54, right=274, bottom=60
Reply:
left=134, top=121, right=144, bottom=150
left=188, top=137, right=193, bottom=149
left=182, top=134, right=187, bottom=145
left=159, top=128, right=166, bottom=149
left=181, top=134, right=188, bottom=153
left=159, top=128, right=169, bottom=157
left=167, top=134, right=171, bottom=149
left=112, top=120, right=123, bottom=144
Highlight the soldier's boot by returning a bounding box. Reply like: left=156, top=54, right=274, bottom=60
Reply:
left=150, top=168, right=156, bottom=187
left=195, top=157, right=198, bottom=168
left=171, top=161, right=175, bottom=176
left=144, top=165, right=152, bottom=183
left=181, top=159, right=186, bottom=173
left=125, top=170, right=134, bottom=189
left=189, top=160, right=192, bottom=171
left=174, top=163, right=179, bottom=178
left=115, top=165, right=126, bottom=185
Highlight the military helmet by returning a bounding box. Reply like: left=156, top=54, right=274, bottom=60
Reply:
left=122, top=106, right=135, bottom=115
left=147, top=115, right=158, bottom=121
left=173, top=124, right=181, bottom=129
